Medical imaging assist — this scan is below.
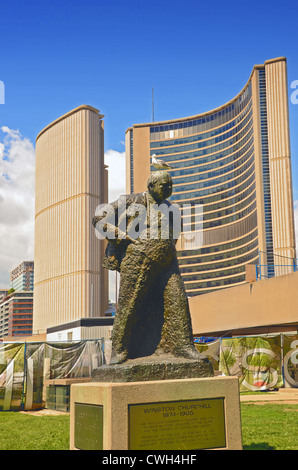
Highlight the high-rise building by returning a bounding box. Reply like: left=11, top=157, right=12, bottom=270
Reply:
left=33, top=105, right=109, bottom=334
left=0, top=291, right=9, bottom=338
left=10, top=261, right=34, bottom=291
left=126, top=57, right=296, bottom=297
left=0, top=262, right=34, bottom=338
left=0, top=291, right=33, bottom=339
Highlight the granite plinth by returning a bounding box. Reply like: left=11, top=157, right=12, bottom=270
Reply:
left=70, top=376, right=243, bottom=450
left=92, top=353, right=214, bottom=382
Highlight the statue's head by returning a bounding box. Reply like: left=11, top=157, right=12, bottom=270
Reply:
left=147, top=171, right=173, bottom=203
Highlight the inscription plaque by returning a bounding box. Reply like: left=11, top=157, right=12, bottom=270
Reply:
left=128, top=398, right=226, bottom=450
left=75, top=403, right=103, bottom=450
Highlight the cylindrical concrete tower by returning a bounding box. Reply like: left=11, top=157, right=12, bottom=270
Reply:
left=33, top=105, right=108, bottom=334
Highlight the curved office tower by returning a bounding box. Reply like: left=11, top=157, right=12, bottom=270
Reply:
left=33, top=105, right=108, bottom=334
left=126, top=58, right=296, bottom=296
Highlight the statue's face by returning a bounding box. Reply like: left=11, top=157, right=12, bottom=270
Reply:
left=148, top=175, right=173, bottom=203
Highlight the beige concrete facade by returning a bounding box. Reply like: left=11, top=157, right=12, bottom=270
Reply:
left=33, top=105, right=108, bottom=334
left=70, top=376, right=242, bottom=450
left=126, top=57, right=296, bottom=297
left=189, top=270, right=298, bottom=336
left=265, top=59, right=296, bottom=274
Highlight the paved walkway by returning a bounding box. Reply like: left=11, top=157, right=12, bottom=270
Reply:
left=240, top=388, right=298, bottom=404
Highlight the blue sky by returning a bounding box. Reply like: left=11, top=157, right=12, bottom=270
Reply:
left=0, top=0, right=297, bottom=288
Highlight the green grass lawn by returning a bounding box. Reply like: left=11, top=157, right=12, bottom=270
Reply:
left=241, top=403, right=298, bottom=450
left=0, top=403, right=297, bottom=450
left=0, top=412, right=70, bottom=450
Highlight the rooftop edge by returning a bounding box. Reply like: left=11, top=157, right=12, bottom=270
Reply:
left=36, top=104, right=103, bottom=142
left=127, top=57, right=287, bottom=129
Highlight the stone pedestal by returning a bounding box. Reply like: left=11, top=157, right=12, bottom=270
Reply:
left=92, top=354, right=214, bottom=382
left=70, top=376, right=242, bottom=450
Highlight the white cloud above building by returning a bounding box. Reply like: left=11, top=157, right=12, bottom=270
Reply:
left=104, top=148, right=126, bottom=202
left=0, top=127, right=35, bottom=288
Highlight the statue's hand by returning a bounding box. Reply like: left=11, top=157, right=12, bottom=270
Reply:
left=126, top=235, right=141, bottom=245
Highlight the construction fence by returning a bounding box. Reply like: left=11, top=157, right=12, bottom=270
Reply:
left=195, top=334, right=298, bottom=391
left=0, top=340, right=105, bottom=412
left=0, top=334, right=297, bottom=412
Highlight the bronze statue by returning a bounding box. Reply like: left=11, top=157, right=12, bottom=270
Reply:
left=92, top=171, right=206, bottom=367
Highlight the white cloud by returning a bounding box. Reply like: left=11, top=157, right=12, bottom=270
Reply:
left=104, top=149, right=126, bottom=202
left=0, top=127, right=35, bottom=288
left=104, top=149, right=126, bottom=302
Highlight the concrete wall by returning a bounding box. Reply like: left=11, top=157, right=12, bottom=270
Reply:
left=46, top=325, right=113, bottom=342
left=189, top=271, right=298, bottom=335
